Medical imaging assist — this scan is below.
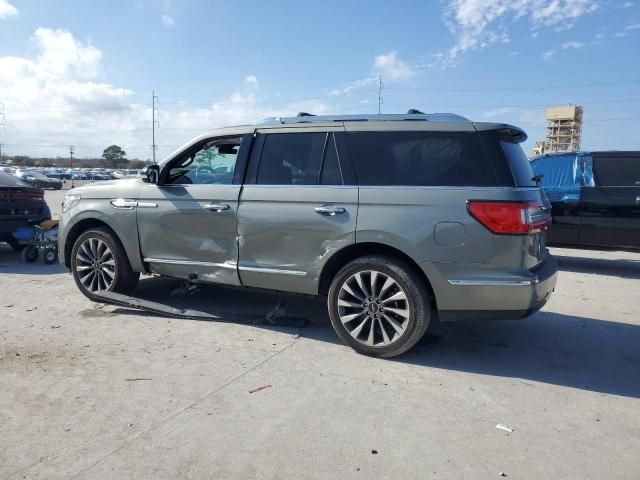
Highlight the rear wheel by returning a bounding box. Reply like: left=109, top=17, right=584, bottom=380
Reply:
left=71, top=227, right=139, bottom=301
left=327, top=255, right=431, bottom=358
left=21, top=246, right=39, bottom=263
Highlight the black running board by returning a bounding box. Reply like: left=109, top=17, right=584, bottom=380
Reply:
left=92, top=290, right=308, bottom=328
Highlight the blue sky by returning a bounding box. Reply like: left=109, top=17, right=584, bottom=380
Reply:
left=0, top=0, right=639, bottom=160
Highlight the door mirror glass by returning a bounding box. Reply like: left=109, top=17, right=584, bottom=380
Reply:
left=143, top=165, right=160, bottom=184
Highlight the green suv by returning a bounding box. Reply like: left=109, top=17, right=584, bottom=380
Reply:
left=59, top=112, right=557, bottom=357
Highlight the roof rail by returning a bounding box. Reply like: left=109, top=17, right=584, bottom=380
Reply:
left=255, top=112, right=470, bottom=125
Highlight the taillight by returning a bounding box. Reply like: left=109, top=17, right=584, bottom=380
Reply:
left=467, top=200, right=551, bottom=235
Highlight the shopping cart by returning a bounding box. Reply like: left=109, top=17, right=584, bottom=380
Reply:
left=12, top=219, right=59, bottom=264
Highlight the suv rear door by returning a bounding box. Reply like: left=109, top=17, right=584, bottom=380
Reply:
left=236, top=126, right=358, bottom=294
left=580, top=152, right=640, bottom=248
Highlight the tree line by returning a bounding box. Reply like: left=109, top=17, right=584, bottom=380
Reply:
left=2, top=145, right=150, bottom=169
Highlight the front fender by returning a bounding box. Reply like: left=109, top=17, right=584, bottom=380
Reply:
left=59, top=202, right=144, bottom=272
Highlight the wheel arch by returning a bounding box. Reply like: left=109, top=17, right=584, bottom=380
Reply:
left=63, top=218, right=142, bottom=271
left=317, top=242, right=437, bottom=309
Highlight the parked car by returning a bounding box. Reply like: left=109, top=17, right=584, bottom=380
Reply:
left=530, top=151, right=640, bottom=251
left=59, top=112, right=557, bottom=357
left=14, top=170, right=63, bottom=190
left=0, top=171, right=51, bottom=250
left=44, top=168, right=66, bottom=179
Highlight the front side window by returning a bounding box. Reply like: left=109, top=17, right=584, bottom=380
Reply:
left=347, top=131, right=496, bottom=186
left=166, top=137, right=242, bottom=185
left=256, top=133, right=326, bottom=185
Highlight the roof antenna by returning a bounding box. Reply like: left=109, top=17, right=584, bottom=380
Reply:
left=407, top=109, right=425, bottom=114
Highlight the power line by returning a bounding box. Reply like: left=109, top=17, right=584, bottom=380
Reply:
left=384, top=79, right=640, bottom=92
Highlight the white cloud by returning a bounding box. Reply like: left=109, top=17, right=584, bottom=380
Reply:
left=509, top=51, right=519, bottom=56
left=0, top=28, right=335, bottom=159
left=625, top=23, right=640, bottom=30
left=329, top=76, right=378, bottom=96
left=542, top=49, right=556, bottom=61
left=244, top=75, right=258, bottom=87
left=562, top=41, right=585, bottom=49
left=481, top=107, right=514, bottom=119
left=442, top=0, right=599, bottom=61
left=373, top=51, right=415, bottom=81
left=622, top=2, right=634, bottom=8
left=0, top=0, right=17, bottom=19
left=161, top=14, right=174, bottom=27
left=595, top=33, right=605, bottom=39
left=615, top=32, right=628, bottom=37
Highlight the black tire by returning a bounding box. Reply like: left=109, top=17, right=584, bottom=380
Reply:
left=21, top=245, right=39, bottom=263
left=6, top=237, right=25, bottom=252
left=70, top=227, right=139, bottom=301
left=327, top=255, right=431, bottom=358
left=43, top=248, right=58, bottom=265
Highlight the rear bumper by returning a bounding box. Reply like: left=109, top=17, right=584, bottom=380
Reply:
left=421, top=253, right=558, bottom=320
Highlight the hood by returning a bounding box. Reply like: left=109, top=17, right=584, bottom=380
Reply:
left=69, top=177, right=143, bottom=198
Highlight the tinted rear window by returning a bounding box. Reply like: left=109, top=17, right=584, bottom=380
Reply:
left=256, top=133, right=325, bottom=185
left=593, top=156, right=640, bottom=186
left=501, top=141, right=536, bottom=187
left=346, top=131, right=497, bottom=186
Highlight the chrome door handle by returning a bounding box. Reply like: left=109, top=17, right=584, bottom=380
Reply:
left=204, top=203, right=230, bottom=212
left=314, top=206, right=346, bottom=216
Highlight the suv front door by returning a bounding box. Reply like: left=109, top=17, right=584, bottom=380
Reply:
left=137, top=134, right=250, bottom=285
left=236, top=128, right=358, bottom=294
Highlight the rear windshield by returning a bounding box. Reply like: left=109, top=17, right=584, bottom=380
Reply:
left=346, top=131, right=497, bottom=186
left=477, top=130, right=536, bottom=187
left=0, top=171, right=29, bottom=187
left=593, top=156, right=640, bottom=186
left=501, top=141, right=536, bottom=187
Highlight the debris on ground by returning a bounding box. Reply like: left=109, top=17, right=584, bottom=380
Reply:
left=124, top=378, right=152, bottom=382
left=249, top=384, right=272, bottom=394
left=371, top=449, right=378, bottom=455
left=26, top=306, right=37, bottom=312
left=496, top=424, right=514, bottom=433
left=499, top=472, right=507, bottom=477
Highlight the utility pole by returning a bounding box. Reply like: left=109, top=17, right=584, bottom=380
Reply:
left=152, top=91, right=159, bottom=164
left=0, top=102, right=5, bottom=164
left=69, top=146, right=75, bottom=188
left=377, top=76, right=383, bottom=114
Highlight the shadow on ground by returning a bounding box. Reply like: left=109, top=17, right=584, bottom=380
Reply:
left=3, top=243, right=638, bottom=399
left=556, top=253, right=640, bottom=280
left=0, top=244, right=66, bottom=275
left=119, top=274, right=640, bottom=400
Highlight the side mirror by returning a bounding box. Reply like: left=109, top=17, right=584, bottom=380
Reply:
left=143, top=165, right=160, bottom=184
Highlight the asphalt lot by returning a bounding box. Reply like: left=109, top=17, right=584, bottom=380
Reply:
left=1, top=190, right=639, bottom=479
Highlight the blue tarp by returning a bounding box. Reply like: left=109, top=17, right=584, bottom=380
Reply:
left=530, top=154, right=594, bottom=202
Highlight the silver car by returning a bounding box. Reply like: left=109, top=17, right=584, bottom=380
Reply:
left=59, top=112, right=558, bottom=357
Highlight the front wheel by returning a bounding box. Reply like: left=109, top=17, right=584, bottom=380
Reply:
left=71, top=227, right=139, bottom=301
left=327, top=255, right=431, bottom=358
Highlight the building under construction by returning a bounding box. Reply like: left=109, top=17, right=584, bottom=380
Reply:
left=532, top=104, right=583, bottom=156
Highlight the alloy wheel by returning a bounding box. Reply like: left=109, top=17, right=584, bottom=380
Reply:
left=337, top=270, right=411, bottom=347
left=74, top=238, right=116, bottom=292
